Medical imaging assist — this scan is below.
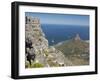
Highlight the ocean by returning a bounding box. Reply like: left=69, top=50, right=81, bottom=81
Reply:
left=41, top=24, right=89, bottom=46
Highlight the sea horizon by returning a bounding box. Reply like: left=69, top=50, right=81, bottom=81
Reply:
left=41, top=24, right=89, bottom=46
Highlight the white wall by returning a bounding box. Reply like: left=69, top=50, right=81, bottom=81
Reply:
left=0, top=0, right=99, bottom=81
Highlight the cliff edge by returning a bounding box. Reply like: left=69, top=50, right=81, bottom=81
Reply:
left=25, top=16, right=70, bottom=68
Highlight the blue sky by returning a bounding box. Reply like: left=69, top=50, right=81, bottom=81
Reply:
left=25, top=12, right=89, bottom=26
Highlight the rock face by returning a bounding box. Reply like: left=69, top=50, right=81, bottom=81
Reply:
left=25, top=16, right=67, bottom=68
left=74, top=34, right=81, bottom=41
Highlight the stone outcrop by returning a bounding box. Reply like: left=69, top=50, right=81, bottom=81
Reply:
left=25, top=16, right=67, bottom=68
left=74, top=34, right=81, bottom=41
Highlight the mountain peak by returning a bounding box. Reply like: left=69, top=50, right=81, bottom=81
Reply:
left=74, top=34, right=81, bottom=41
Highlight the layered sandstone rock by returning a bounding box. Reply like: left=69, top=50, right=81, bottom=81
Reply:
left=25, top=16, right=67, bottom=68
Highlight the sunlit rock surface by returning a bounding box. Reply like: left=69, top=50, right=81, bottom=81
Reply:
left=25, top=16, right=68, bottom=68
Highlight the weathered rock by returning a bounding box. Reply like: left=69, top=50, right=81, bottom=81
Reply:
left=25, top=16, right=67, bottom=68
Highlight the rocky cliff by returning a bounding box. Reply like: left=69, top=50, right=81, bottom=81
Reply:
left=25, top=16, right=68, bottom=68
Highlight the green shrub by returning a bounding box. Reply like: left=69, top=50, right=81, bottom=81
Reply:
left=43, top=49, right=49, bottom=56
left=32, top=63, right=44, bottom=68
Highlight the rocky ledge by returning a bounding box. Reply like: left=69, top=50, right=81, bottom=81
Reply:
left=25, top=16, right=70, bottom=68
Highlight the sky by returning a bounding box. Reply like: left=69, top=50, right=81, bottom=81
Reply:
left=25, top=12, right=89, bottom=26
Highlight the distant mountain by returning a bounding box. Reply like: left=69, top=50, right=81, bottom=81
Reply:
left=55, top=34, right=89, bottom=65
